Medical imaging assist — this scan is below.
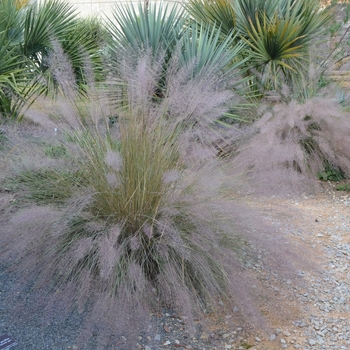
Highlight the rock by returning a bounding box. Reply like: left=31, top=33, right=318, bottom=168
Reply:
left=308, top=339, right=316, bottom=346
left=163, top=340, right=171, bottom=346
left=200, top=333, right=209, bottom=340
left=270, top=334, right=276, bottom=341
left=154, top=334, right=161, bottom=341
left=145, top=346, right=151, bottom=350
left=255, top=337, right=261, bottom=342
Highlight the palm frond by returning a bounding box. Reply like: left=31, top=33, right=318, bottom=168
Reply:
left=236, top=0, right=329, bottom=90
left=23, top=0, right=77, bottom=61
left=186, top=0, right=236, bottom=37
left=108, top=2, right=186, bottom=56
left=180, top=23, right=247, bottom=79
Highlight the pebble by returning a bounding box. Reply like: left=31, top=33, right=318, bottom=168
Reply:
left=308, top=339, right=316, bottom=346
left=200, top=333, right=209, bottom=340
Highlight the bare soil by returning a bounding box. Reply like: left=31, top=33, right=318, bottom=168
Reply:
left=210, top=181, right=350, bottom=349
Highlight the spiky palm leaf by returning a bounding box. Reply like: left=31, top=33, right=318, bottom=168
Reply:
left=108, top=2, right=186, bottom=56
left=22, top=0, right=77, bottom=62
left=0, top=0, right=40, bottom=117
left=180, top=23, right=247, bottom=79
left=185, top=0, right=236, bottom=37
left=234, top=0, right=278, bottom=35
left=23, top=0, right=102, bottom=95
left=243, top=12, right=309, bottom=88
left=234, top=0, right=329, bottom=90
left=1, top=0, right=104, bottom=117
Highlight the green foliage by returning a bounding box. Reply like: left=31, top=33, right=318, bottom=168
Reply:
left=7, top=169, right=79, bottom=204
left=237, top=0, right=329, bottom=90
left=0, top=0, right=103, bottom=118
left=106, top=3, right=249, bottom=123
left=0, top=130, right=8, bottom=150
left=22, top=0, right=77, bottom=60
left=0, top=0, right=37, bottom=118
left=336, top=183, right=350, bottom=191
left=108, top=2, right=186, bottom=56
left=240, top=342, right=253, bottom=349
left=318, top=163, right=345, bottom=181
left=24, top=0, right=103, bottom=95
left=186, top=0, right=236, bottom=37
left=44, top=144, right=67, bottom=158
left=186, top=0, right=329, bottom=92
left=180, top=23, right=247, bottom=78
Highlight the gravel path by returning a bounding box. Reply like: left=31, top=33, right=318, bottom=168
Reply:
left=1, top=187, right=350, bottom=350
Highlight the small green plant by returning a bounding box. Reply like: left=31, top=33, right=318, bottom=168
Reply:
left=7, top=169, right=79, bottom=204
left=318, top=163, right=345, bottom=181
left=0, top=130, right=7, bottom=150
left=328, top=20, right=342, bottom=37
left=336, top=183, right=350, bottom=191
left=240, top=341, right=253, bottom=349
left=44, top=144, right=67, bottom=158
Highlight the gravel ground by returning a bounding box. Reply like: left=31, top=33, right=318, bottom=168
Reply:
left=1, top=186, right=350, bottom=350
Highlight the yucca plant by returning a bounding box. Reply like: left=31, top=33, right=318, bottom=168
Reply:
left=186, top=0, right=329, bottom=92
left=180, top=23, right=246, bottom=77
left=174, top=23, right=251, bottom=124
left=186, top=0, right=236, bottom=38
left=107, top=4, right=250, bottom=122
left=107, top=2, right=186, bottom=57
left=233, top=0, right=278, bottom=34
left=237, top=0, right=329, bottom=89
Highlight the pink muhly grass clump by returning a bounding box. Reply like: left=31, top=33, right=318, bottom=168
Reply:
left=234, top=97, right=350, bottom=196
left=0, top=47, right=314, bottom=348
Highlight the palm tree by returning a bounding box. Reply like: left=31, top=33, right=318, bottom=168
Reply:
left=0, top=0, right=102, bottom=118
left=186, top=0, right=329, bottom=91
